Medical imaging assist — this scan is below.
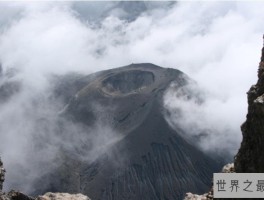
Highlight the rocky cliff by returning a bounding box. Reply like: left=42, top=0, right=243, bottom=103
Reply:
left=235, top=43, right=264, bottom=172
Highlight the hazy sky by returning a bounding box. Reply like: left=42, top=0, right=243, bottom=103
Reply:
left=0, top=1, right=264, bottom=192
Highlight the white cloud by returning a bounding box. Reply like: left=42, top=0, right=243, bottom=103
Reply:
left=0, top=1, right=263, bottom=192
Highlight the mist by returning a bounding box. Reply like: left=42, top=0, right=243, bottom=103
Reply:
left=0, top=1, right=263, bottom=193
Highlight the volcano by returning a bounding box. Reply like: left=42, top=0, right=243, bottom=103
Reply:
left=31, top=63, right=222, bottom=200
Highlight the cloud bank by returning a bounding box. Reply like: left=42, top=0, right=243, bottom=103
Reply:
left=0, top=1, right=263, bottom=192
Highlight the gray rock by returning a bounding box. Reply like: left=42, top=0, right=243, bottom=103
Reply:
left=36, top=193, right=90, bottom=200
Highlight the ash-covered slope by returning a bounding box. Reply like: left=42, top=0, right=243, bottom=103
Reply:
left=235, top=45, right=264, bottom=172
left=38, top=63, right=222, bottom=200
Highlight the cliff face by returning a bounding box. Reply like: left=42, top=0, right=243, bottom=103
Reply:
left=235, top=45, right=264, bottom=172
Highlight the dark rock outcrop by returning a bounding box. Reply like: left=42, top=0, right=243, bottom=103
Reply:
left=0, top=190, right=34, bottom=200
left=235, top=43, right=264, bottom=172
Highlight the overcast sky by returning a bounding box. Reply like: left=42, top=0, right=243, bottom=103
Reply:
left=0, top=1, right=264, bottom=192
